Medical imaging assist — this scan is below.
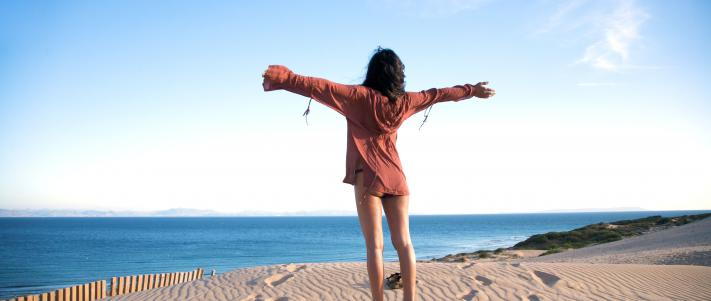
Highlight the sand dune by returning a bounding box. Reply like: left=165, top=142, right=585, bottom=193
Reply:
left=103, top=261, right=711, bottom=300
left=103, top=217, right=711, bottom=300
left=525, top=215, right=711, bottom=266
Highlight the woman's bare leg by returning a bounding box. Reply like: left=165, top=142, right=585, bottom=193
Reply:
left=354, top=172, right=385, bottom=301
left=383, top=195, right=417, bottom=301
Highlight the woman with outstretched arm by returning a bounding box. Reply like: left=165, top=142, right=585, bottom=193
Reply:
left=262, top=47, right=495, bottom=301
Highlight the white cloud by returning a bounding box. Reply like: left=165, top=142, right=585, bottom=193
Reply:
left=577, top=0, right=649, bottom=71
left=534, top=0, right=588, bottom=35
left=536, top=0, right=650, bottom=72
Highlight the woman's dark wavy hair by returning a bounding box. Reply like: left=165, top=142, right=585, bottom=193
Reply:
left=362, top=46, right=406, bottom=104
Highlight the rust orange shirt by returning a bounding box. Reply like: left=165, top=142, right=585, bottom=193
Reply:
left=262, top=65, right=481, bottom=196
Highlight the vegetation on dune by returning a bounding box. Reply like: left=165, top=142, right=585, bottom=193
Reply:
left=512, top=213, right=711, bottom=256
left=434, top=249, right=495, bottom=262
left=427, top=212, right=710, bottom=261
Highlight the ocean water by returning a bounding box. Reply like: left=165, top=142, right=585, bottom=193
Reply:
left=0, top=210, right=707, bottom=299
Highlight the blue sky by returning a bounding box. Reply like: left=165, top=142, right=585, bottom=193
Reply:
left=1, top=0, right=710, bottom=214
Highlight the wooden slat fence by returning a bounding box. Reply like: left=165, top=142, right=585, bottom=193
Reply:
left=2, top=268, right=203, bottom=301
left=109, top=268, right=203, bottom=297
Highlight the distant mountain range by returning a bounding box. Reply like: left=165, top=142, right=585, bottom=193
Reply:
left=0, top=208, right=358, bottom=217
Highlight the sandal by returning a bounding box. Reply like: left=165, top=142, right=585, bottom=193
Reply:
left=385, top=272, right=419, bottom=289
left=385, top=272, right=402, bottom=289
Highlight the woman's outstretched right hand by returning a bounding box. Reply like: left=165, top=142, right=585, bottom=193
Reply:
left=473, top=81, right=496, bottom=98
left=262, top=65, right=292, bottom=91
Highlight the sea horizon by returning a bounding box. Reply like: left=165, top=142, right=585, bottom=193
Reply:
left=0, top=206, right=669, bottom=218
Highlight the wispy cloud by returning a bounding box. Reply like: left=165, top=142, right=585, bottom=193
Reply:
left=536, top=0, right=650, bottom=72
left=534, top=0, right=588, bottom=35
left=577, top=0, right=649, bottom=71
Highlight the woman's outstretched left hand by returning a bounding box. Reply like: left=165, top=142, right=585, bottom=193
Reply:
left=473, top=81, right=496, bottom=98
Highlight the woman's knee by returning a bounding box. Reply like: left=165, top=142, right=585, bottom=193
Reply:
left=391, top=237, right=412, bottom=252
left=366, top=238, right=385, bottom=252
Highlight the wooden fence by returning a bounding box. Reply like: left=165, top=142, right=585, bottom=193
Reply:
left=110, top=268, right=203, bottom=297
left=2, top=268, right=203, bottom=301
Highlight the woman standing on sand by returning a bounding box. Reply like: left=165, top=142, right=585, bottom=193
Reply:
left=261, top=47, right=495, bottom=301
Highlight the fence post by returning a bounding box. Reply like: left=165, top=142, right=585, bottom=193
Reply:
left=90, top=282, right=96, bottom=300
left=110, top=277, right=116, bottom=296
left=137, top=275, right=144, bottom=292
left=63, top=287, right=70, bottom=301
left=100, top=280, right=106, bottom=299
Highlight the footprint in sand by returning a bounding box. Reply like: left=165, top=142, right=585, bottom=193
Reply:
left=239, top=294, right=266, bottom=301
left=532, top=270, right=560, bottom=287
left=511, top=262, right=521, bottom=267
left=475, top=275, right=493, bottom=286
left=457, top=289, right=478, bottom=301
left=264, top=273, right=295, bottom=287
left=246, top=278, right=260, bottom=286
left=458, top=262, right=476, bottom=269
left=284, top=264, right=307, bottom=273
left=528, top=294, right=541, bottom=301
left=517, top=271, right=532, bottom=282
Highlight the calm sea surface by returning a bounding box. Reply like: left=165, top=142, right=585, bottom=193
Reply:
left=0, top=210, right=708, bottom=299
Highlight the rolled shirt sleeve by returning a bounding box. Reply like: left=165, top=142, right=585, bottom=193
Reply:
left=405, top=84, right=478, bottom=117
left=263, top=65, right=365, bottom=117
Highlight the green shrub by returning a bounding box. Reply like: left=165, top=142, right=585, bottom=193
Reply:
left=513, top=213, right=710, bottom=252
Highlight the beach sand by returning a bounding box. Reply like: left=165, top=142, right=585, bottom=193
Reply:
left=104, top=218, right=711, bottom=300
left=103, top=261, right=711, bottom=301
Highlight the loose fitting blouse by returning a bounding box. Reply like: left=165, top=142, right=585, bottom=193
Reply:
left=262, top=65, right=481, bottom=196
